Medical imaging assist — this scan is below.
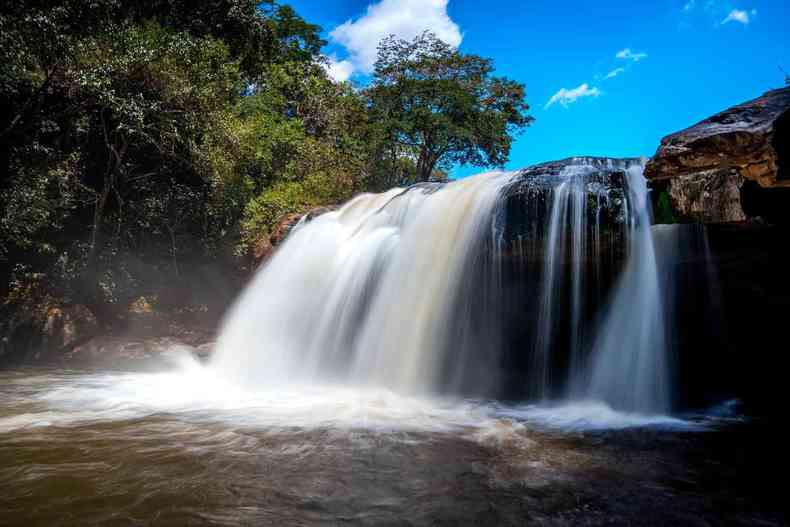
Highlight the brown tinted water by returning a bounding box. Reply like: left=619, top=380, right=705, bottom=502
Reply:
left=0, top=368, right=784, bottom=526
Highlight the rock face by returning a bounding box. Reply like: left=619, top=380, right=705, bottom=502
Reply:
left=664, top=171, right=748, bottom=223
left=0, top=302, right=101, bottom=364
left=642, top=89, right=790, bottom=415
left=500, top=156, right=636, bottom=261
left=41, top=305, right=99, bottom=354
left=645, top=87, right=790, bottom=223
left=252, top=206, right=337, bottom=267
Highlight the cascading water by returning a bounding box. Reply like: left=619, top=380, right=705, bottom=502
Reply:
left=529, top=163, right=618, bottom=400
left=210, top=157, right=674, bottom=414
left=582, top=164, right=670, bottom=413
left=210, top=172, right=514, bottom=396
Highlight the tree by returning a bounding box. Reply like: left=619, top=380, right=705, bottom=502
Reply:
left=366, top=31, right=533, bottom=184
left=0, top=0, right=333, bottom=309
left=220, top=60, right=373, bottom=248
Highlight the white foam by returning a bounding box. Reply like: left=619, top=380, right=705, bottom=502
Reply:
left=494, top=400, right=700, bottom=432
left=0, top=364, right=704, bottom=437
left=11, top=363, right=490, bottom=434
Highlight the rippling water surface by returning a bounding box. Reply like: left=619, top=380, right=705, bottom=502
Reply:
left=0, top=360, right=783, bottom=526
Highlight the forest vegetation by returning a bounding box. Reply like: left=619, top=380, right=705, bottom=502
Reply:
left=0, top=0, right=531, bottom=328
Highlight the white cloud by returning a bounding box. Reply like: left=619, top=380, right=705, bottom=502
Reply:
left=545, top=83, right=602, bottom=109
left=683, top=0, right=695, bottom=11
left=323, top=55, right=354, bottom=82
left=616, top=48, right=648, bottom=62
left=605, top=67, right=626, bottom=79
left=329, top=0, right=462, bottom=76
left=721, top=8, right=756, bottom=25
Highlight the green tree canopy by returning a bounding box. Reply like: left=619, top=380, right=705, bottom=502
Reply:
left=366, top=31, right=533, bottom=184
left=0, top=3, right=536, bottom=327
left=0, top=0, right=334, bottom=310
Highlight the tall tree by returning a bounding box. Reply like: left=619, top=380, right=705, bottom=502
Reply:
left=367, top=31, right=533, bottom=183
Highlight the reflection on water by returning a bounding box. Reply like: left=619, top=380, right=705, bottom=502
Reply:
left=0, top=366, right=782, bottom=526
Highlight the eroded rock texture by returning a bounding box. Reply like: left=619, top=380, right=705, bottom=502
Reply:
left=646, top=87, right=790, bottom=223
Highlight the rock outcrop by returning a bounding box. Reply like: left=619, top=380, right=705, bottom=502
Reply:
left=645, top=87, right=790, bottom=223
left=500, top=156, right=636, bottom=262
left=252, top=206, right=337, bottom=267
left=41, top=304, right=99, bottom=354
left=643, top=88, right=790, bottom=415
left=0, top=300, right=100, bottom=364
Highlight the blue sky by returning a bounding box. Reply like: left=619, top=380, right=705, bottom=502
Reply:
left=287, top=0, right=789, bottom=177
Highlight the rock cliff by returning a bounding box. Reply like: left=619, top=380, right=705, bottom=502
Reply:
left=645, top=87, right=790, bottom=223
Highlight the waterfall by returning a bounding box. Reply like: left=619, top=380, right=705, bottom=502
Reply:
left=210, top=158, right=677, bottom=414
left=210, top=172, right=514, bottom=396
left=584, top=164, right=670, bottom=413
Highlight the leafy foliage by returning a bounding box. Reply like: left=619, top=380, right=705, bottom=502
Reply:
left=365, top=31, right=533, bottom=185
left=0, top=5, right=531, bottom=322
left=0, top=1, right=333, bottom=312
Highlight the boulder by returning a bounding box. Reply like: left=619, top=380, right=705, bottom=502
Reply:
left=645, top=87, right=790, bottom=223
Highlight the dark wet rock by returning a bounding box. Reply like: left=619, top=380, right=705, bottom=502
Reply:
left=515, top=156, right=643, bottom=179
left=491, top=158, right=642, bottom=399
left=646, top=87, right=790, bottom=223
left=499, top=157, right=636, bottom=261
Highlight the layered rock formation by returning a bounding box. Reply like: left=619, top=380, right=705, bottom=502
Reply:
left=645, top=87, right=790, bottom=223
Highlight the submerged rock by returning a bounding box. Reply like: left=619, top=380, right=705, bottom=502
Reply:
left=646, top=87, right=790, bottom=223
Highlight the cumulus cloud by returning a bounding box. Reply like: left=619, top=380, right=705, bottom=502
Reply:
left=329, top=0, right=462, bottom=76
left=721, top=8, right=755, bottom=25
left=323, top=56, right=354, bottom=82
left=545, top=83, right=602, bottom=109
left=616, top=48, right=648, bottom=62
left=604, top=67, right=626, bottom=79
